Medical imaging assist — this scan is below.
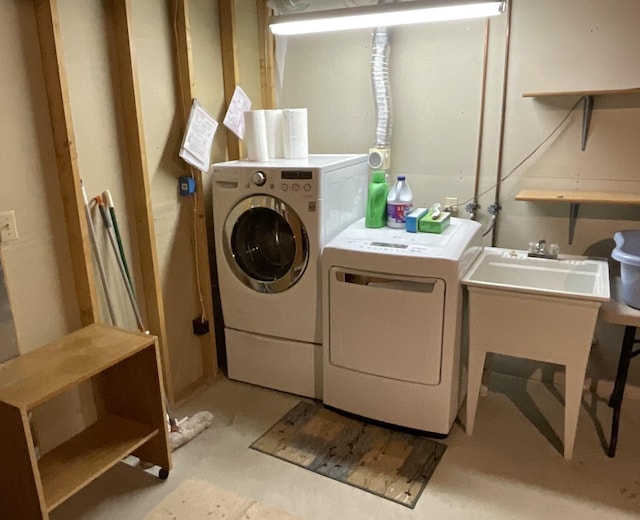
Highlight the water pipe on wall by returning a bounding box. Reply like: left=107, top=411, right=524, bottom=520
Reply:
left=467, top=17, right=491, bottom=221
left=487, top=0, right=512, bottom=245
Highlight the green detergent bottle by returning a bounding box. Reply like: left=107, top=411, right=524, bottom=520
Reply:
left=365, top=170, right=389, bottom=228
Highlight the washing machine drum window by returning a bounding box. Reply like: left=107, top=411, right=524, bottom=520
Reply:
left=223, top=195, right=309, bottom=293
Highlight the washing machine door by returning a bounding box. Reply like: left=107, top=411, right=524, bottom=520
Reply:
left=223, top=194, right=309, bottom=293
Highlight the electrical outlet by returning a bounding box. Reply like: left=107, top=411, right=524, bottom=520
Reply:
left=444, top=197, right=458, bottom=216
left=0, top=211, right=18, bottom=242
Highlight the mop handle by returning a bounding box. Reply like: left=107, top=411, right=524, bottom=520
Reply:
left=95, top=195, right=146, bottom=333
left=81, top=182, right=117, bottom=325
left=102, top=190, right=133, bottom=291
left=95, top=195, right=112, bottom=229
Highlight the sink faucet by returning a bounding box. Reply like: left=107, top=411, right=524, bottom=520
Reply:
left=528, top=239, right=559, bottom=259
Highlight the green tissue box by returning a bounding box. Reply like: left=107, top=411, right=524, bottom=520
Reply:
left=419, top=210, right=451, bottom=233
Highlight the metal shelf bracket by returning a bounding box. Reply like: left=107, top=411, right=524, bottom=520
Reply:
left=568, top=202, right=580, bottom=245
left=581, top=95, right=594, bottom=151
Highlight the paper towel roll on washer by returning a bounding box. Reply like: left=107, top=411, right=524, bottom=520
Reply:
left=244, top=110, right=269, bottom=161
left=265, top=109, right=284, bottom=159
left=243, top=108, right=308, bottom=161
left=283, top=108, right=308, bottom=159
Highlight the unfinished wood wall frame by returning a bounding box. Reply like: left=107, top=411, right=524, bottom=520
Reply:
left=257, top=0, right=275, bottom=109
left=219, top=0, right=241, bottom=160
left=171, top=0, right=218, bottom=380
left=110, top=0, right=174, bottom=403
left=34, top=0, right=99, bottom=328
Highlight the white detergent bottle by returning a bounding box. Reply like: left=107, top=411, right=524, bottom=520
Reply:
left=386, top=175, right=413, bottom=228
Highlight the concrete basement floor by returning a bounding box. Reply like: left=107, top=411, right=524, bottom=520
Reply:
left=51, top=373, right=640, bottom=520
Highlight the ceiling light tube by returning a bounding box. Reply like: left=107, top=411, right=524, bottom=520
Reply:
left=270, top=0, right=506, bottom=35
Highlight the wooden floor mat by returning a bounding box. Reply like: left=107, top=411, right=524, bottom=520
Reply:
left=144, top=479, right=301, bottom=520
left=250, top=401, right=447, bottom=508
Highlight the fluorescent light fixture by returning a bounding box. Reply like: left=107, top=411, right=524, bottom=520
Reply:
left=270, top=0, right=506, bottom=35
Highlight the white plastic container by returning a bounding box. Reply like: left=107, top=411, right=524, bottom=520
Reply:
left=612, top=230, right=640, bottom=309
left=386, top=175, right=413, bottom=228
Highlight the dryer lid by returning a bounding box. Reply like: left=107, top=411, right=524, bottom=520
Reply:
left=324, top=217, right=481, bottom=261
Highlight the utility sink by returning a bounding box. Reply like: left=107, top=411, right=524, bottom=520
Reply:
left=462, top=247, right=610, bottom=301
left=461, top=247, right=610, bottom=459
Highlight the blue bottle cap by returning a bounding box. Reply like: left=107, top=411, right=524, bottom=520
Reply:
left=397, top=175, right=406, bottom=180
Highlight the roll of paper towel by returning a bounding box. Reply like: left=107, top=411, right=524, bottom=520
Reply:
left=244, top=110, right=269, bottom=161
left=265, top=109, right=284, bottom=159
left=283, top=108, right=308, bottom=159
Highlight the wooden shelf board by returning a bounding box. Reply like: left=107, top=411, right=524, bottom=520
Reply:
left=39, top=414, right=157, bottom=511
left=515, top=189, right=640, bottom=205
left=0, top=324, right=155, bottom=409
left=523, top=88, right=640, bottom=98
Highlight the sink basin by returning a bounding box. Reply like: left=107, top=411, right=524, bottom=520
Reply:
left=462, top=247, right=610, bottom=301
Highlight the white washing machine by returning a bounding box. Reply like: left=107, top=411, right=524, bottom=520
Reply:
left=211, top=154, right=368, bottom=398
left=322, top=217, right=482, bottom=435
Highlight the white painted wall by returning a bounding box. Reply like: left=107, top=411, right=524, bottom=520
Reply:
left=277, top=0, right=640, bottom=390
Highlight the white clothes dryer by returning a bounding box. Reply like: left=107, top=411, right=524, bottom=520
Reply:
left=211, top=155, right=368, bottom=398
left=321, top=217, right=482, bottom=435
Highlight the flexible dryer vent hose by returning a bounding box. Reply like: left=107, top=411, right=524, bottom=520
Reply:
left=371, top=22, right=392, bottom=148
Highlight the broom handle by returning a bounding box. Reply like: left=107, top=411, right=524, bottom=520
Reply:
left=103, top=190, right=134, bottom=292
left=81, top=182, right=116, bottom=325
left=95, top=195, right=146, bottom=333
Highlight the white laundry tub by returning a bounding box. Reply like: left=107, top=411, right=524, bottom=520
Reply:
left=463, top=248, right=609, bottom=300
left=461, top=247, right=610, bottom=459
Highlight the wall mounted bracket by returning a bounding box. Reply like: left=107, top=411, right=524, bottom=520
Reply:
left=580, top=95, right=594, bottom=151
left=523, top=88, right=640, bottom=151
left=515, top=189, right=640, bottom=247
left=568, top=202, right=580, bottom=245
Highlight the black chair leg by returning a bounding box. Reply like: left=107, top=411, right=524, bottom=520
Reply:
left=608, top=325, right=637, bottom=458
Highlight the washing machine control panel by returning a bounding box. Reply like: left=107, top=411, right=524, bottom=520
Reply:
left=280, top=170, right=313, bottom=193
left=241, top=168, right=316, bottom=197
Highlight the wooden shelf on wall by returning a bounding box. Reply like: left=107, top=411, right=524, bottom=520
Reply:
left=515, top=189, right=640, bottom=205
left=522, top=87, right=640, bottom=151
left=515, top=189, right=640, bottom=245
left=522, top=88, right=640, bottom=98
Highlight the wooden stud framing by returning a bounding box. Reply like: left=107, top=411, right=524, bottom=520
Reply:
left=219, top=0, right=241, bottom=160
left=110, top=0, right=174, bottom=403
left=257, top=0, right=275, bottom=109
left=171, top=0, right=218, bottom=378
left=34, top=0, right=98, bottom=327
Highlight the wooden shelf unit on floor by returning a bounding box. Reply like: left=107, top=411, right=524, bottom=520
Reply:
left=0, top=323, right=171, bottom=519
